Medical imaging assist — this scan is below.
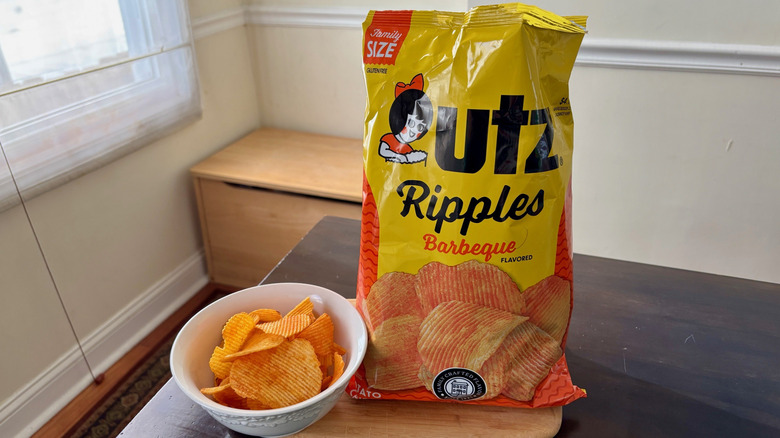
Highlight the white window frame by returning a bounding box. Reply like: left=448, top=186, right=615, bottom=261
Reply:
left=0, top=0, right=201, bottom=210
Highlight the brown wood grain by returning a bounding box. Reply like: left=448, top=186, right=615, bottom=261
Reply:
left=190, top=128, right=363, bottom=203
left=298, top=395, right=561, bottom=437
left=199, top=179, right=361, bottom=288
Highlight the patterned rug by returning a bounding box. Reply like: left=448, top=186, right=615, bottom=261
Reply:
left=69, top=336, right=175, bottom=438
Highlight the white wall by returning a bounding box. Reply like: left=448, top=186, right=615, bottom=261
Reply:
left=247, top=0, right=780, bottom=284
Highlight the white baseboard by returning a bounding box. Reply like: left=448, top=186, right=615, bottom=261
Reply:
left=82, top=251, right=208, bottom=375
left=0, top=251, right=208, bottom=438
left=0, top=347, right=93, bottom=438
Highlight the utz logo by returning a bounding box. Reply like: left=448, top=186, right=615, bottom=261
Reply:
left=379, top=73, right=561, bottom=174
left=377, top=73, right=433, bottom=165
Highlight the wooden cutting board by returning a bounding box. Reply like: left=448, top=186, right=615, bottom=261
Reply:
left=300, top=301, right=562, bottom=437
left=297, top=393, right=562, bottom=437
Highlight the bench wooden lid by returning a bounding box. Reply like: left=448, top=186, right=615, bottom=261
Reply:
left=191, top=128, right=363, bottom=203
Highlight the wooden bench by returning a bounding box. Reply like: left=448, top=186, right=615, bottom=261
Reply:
left=190, top=129, right=362, bottom=288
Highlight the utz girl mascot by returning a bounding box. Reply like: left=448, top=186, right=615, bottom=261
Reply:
left=378, top=73, right=433, bottom=164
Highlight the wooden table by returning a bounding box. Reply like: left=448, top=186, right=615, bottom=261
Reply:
left=120, top=217, right=780, bottom=437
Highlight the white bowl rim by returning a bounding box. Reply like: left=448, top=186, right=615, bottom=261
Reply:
left=170, top=282, right=368, bottom=417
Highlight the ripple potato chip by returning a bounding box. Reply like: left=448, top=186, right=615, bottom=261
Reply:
left=285, top=296, right=315, bottom=319
left=249, top=308, right=282, bottom=323
left=523, top=276, right=572, bottom=345
left=500, top=321, right=563, bottom=401
left=416, top=260, right=526, bottom=315
left=212, top=384, right=248, bottom=410
left=365, top=271, right=423, bottom=330
left=209, top=312, right=256, bottom=380
left=297, top=313, right=335, bottom=357
left=364, top=314, right=423, bottom=390
left=231, top=338, right=322, bottom=408
left=224, top=332, right=285, bottom=360
left=256, top=314, right=314, bottom=338
left=329, top=351, right=345, bottom=389
left=418, top=301, right=527, bottom=374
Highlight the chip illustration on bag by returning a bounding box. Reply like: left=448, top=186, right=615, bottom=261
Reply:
left=350, top=3, right=587, bottom=408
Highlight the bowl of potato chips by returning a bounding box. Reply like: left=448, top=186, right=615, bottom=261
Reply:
left=170, top=282, right=368, bottom=437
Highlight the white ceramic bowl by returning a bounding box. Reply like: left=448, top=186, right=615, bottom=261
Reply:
left=170, top=283, right=368, bottom=437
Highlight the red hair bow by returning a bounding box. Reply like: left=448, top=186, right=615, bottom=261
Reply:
left=395, top=73, right=424, bottom=97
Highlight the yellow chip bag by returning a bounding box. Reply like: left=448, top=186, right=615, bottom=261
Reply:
left=350, top=3, right=587, bottom=407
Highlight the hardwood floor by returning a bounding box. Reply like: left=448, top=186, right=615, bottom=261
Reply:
left=32, top=282, right=239, bottom=438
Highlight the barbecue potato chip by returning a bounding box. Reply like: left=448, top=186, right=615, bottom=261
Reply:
left=200, top=380, right=231, bottom=396
left=285, top=297, right=315, bottom=319
left=417, top=301, right=527, bottom=376
left=522, top=276, right=572, bottom=344
left=321, top=375, right=333, bottom=391
left=318, top=350, right=334, bottom=374
left=297, top=313, right=335, bottom=357
left=364, top=314, right=423, bottom=390
left=200, top=377, right=244, bottom=409
left=249, top=308, right=282, bottom=323
left=256, top=314, right=314, bottom=338
left=366, top=271, right=424, bottom=330
left=224, top=332, right=286, bottom=360
left=329, top=351, right=345, bottom=388
left=230, top=338, right=323, bottom=409
left=209, top=312, right=256, bottom=380
left=500, top=321, right=563, bottom=401
left=245, top=398, right=273, bottom=410
left=212, top=385, right=248, bottom=409
left=416, top=261, right=526, bottom=316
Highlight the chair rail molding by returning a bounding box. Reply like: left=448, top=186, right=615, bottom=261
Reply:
left=215, top=4, right=780, bottom=77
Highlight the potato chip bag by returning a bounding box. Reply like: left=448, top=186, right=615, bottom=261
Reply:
left=350, top=3, right=587, bottom=408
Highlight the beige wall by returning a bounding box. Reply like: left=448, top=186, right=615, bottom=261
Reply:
left=0, top=195, right=89, bottom=402
left=189, top=0, right=244, bottom=18
left=250, top=25, right=364, bottom=139
left=0, top=0, right=260, bottom=430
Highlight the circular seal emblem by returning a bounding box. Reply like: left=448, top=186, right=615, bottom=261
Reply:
left=432, top=368, right=486, bottom=401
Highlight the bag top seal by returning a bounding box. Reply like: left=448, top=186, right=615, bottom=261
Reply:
left=366, top=3, right=587, bottom=34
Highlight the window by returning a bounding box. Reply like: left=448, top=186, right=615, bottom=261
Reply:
left=0, top=0, right=200, bottom=209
